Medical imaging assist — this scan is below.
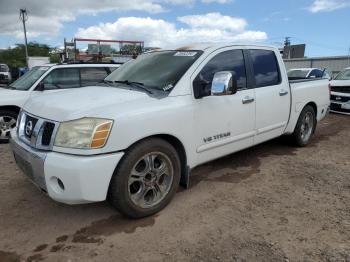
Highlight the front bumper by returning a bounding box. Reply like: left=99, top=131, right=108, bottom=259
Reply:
left=330, top=101, right=350, bottom=115
left=0, top=75, right=10, bottom=84
left=10, top=132, right=124, bottom=204
left=330, top=92, right=350, bottom=115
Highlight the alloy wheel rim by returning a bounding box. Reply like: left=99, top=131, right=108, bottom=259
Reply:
left=300, top=111, right=314, bottom=143
left=0, top=116, right=16, bottom=139
left=128, top=152, right=174, bottom=209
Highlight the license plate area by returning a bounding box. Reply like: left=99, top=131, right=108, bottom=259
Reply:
left=14, top=152, right=34, bottom=181
left=341, top=103, right=350, bottom=110
left=10, top=138, right=48, bottom=191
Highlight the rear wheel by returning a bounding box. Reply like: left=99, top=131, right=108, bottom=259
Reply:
left=109, top=138, right=181, bottom=218
left=292, top=105, right=316, bottom=147
left=0, top=110, right=18, bottom=142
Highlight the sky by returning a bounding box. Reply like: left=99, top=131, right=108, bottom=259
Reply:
left=0, top=0, right=349, bottom=57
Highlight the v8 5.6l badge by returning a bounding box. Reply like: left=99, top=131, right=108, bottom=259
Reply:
left=203, top=132, right=231, bottom=143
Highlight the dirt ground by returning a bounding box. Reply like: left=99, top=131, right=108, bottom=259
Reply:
left=0, top=114, right=349, bottom=262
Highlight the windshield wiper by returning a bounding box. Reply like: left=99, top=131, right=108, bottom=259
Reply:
left=113, top=80, right=153, bottom=94
left=100, top=80, right=115, bottom=87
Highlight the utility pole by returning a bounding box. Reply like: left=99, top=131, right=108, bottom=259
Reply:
left=19, top=8, right=29, bottom=67
left=284, top=37, right=291, bottom=47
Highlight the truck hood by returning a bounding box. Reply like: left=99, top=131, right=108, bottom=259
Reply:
left=0, top=87, right=16, bottom=94
left=331, top=80, right=350, bottom=86
left=0, top=87, right=29, bottom=107
left=23, top=86, right=156, bottom=122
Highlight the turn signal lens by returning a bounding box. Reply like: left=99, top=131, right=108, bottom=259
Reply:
left=90, top=122, right=113, bottom=149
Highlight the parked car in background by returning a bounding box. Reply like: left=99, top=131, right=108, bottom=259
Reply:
left=330, top=67, right=350, bottom=115
left=10, top=44, right=329, bottom=218
left=0, top=64, right=12, bottom=85
left=0, top=63, right=120, bottom=141
left=287, top=68, right=332, bottom=80
left=28, top=57, right=50, bottom=69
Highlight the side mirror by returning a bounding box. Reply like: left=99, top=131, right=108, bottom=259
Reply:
left=309, top=75, right=316, bottom=79
left=36, top=82, right=45, bottom=91
left=211, top=71, right=237, bottom=96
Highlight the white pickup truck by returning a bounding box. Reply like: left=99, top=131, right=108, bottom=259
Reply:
left=0, top=63, right=120, bottom=141
left=10, top=44, right=330, bottom=218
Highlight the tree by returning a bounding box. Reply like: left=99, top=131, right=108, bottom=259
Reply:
left=120, top=44, right=142, bottom=55
left=0, top=42, right=62, bottom=68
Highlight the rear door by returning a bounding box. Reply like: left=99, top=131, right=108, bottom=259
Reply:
left=248, top=49, right=291, bottom=144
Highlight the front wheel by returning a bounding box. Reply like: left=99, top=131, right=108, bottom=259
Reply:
left=108, top=138, right=181, bottom=218
left=0, top=110, right=18, bottom=142
left=292, top=105, right=316, bottom=147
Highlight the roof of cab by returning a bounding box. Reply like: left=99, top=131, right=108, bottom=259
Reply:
left=37, top=63, right=120, bottom=68
left=288, top=68, right=317, bottom=71
left=160, top=43, right=278, bottom=52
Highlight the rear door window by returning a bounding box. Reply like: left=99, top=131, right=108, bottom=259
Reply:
left=42, top=68, right=80, bottom=90
left=80, top=67, right=109, bottom=86
left=249, top=49, right=281, bottom=87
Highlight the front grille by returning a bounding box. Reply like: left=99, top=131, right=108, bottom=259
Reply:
left=330, top=95, right=350, bottom=103
left=330, top=103, right=350, bottom=113
left=331, top=86, right=350, bottom=93
left=41, top=122, right=55, bottom=146
left=18, top=112, right=58, bottom=150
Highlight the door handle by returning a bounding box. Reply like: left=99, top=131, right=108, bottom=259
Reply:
left=279, top=89, right=289, bottom=96
left=242, top=96, right=255, bottom=104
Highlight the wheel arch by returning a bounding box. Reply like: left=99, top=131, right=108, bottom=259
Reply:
left=122, top=134, right=190, bottom=189
left=304, top=102, right=318, bottom=133
left=305, top=101, right=317, bottom=118
left=0, top=105, right=21, bottom=115
left=285, top=101, right=319, bottom=135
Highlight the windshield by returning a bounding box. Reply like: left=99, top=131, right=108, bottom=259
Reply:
left=105, top=50, right=203, bottom=91
left=10, top=66, right=49, bottom=90
left=335, top=69, right=350, bottom=80
left=0, top=64, right=9, bottom=72
left=287, top=69, right=310, bottom=79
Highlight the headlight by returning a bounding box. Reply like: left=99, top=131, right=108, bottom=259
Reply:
left=54, top=118, right=113, bottom=149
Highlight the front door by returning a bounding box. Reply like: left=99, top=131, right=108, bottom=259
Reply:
left=192, top=48, right=256, bottom=165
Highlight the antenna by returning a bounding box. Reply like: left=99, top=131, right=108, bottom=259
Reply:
left=19, top=8, right=29, bottom=67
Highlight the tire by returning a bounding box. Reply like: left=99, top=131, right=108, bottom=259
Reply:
left=108, top=138, right=181, bottom=218
left=292, top=105, right=316, bottom=147
left=0, top=110, right=18, bottom=142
